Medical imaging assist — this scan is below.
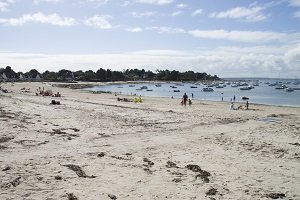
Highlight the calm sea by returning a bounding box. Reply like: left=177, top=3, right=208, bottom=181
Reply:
left=84, top=78, right=300, bottom=107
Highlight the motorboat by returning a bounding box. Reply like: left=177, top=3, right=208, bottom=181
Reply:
left=286, top=87, right=294, bottom=92
left=203, top=87, right=214, bottom=92
left=275, top=85, right=287, bottom=89
left=240, top=86, right=252, bottom=90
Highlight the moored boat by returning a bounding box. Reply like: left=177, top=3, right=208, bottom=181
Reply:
left=203, top=87, right=214, bottom=92
left=286, top=87, right=294, bottom=92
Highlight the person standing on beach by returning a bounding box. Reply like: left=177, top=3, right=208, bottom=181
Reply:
left=191, top=93, right=194, bottom=99
left=183, top=93, right=188, bottom=106
left=246, top=101, right=249, bottom=110
left=233, top=95, right=236, bottom=102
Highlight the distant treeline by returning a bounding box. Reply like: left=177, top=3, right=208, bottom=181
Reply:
left=0, top=66, right=220, bottom=82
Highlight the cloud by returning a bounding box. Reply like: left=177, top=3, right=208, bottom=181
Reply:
left=176, top=4, right=188, bottom=9
left=127, top=0, right=174, bottom=6
left=210, top=5, right=269, bottom=22
left=129, top=11, right=156, bottom=18
left=84, top=0, right=110, bottom=6
left=0, top=0, right=15, bottom=12
left=188, top=29, right=296, bottom=43
left=84, top=15, right=113, bottom=29
left=126, top=27, right=143, bottom=32
left=293, top=10, right=300, bottom=18
left=169, top=11, right=182, bottom=17
left=1, top=44, right=299, bottom=78
left=33, top=0, right=62, bottom=4
left=289, top=0, right=300, bottom=6
left=146, top=26, right=186, bottom=34
left=191, top=9, right=203, bottom=16
left=0, top=12, right=77, bottom=26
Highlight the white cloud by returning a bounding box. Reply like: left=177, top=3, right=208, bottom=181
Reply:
left=33, top=0, right=62, bottom=4
left=84, top=15, right=113, bottom=29
left=176, top=4, right=188, bottom=9
left=191, top=9, right=203, bottom=16
left=129, top=0, right=174, bottom=5
left=1, top=44, right=299, bottom=78
left=210, top=5, right=269, bottom=22
left=0, top=0, right=15, bottom=12
left=188, top=29, right=295, bottom=43
left=289, top=0, right=300, bottom=6
left=129, top=11, right=156, bottom=18
left=0, top=12, right=77, bottom=26
left=126, top=27, right=143, bottom=32
left=293, top=10, right=300, bottom=18
left=169, top=11, right=182, bottom=17
left=85, top=0, right=110, bottom=6
left=146, top=26, right=185, bottom=34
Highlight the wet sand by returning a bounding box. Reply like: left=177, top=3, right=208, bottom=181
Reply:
left=0, top=82, right=300, bottom=200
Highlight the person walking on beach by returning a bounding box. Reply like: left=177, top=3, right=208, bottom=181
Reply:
left=183, top=93, right=188, bottom=106
left=191, top=93, right=194, bottom=99
left=233, top=95, right=236, bottom=102
left=246, top=101, right=249, bottom=110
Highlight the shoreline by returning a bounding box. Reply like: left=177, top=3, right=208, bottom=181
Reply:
left=2, top=81, right=300, bottom=108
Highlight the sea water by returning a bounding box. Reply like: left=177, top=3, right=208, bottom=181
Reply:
left=84, top=79, right=300, bottom=107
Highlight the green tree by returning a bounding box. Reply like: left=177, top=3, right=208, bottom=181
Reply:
left=96, top=68, right=106, bottom=81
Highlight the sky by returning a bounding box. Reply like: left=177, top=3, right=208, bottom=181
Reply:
left=0, top=0, right=300, bottom=78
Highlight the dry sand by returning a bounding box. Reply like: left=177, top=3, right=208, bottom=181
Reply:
left=0, top=82, right=300, bottom=200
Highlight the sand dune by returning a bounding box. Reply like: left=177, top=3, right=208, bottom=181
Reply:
left=1, top=82, right=299, bottom=200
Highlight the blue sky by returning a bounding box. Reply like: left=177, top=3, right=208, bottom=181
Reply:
left=0, top=0, right=300, bottom=78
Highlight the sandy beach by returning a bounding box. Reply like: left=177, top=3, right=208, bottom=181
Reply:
left=0, top=82, right=299, bottom=200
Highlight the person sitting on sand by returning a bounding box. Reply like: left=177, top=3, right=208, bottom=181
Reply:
left=230, top=102, right=235, bottom=110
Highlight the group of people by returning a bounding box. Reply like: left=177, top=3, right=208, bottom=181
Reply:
left=178, top=92, right=249, bottom=110
left=181, top=93, right=192, bottom=106
left=230, top=101, right=249, bottom=110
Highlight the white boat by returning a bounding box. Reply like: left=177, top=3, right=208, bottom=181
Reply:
left=240, top=86, right=252, bottom=90
left=275, top=85, right=287, bottom=89
left=203, top=87, right=214, bottom=92
left=286, top=88, right=294, bottom=92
